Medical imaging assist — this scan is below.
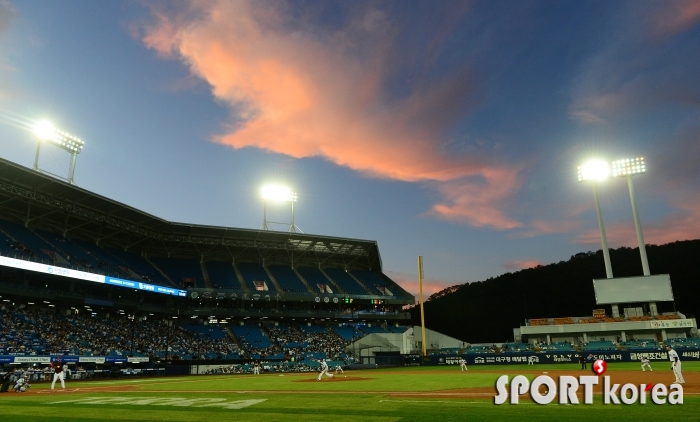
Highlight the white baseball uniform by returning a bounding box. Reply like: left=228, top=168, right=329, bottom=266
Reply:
left=334, top=365, right=344, bottom=374
left=641, top=357, right=652, bottom=371
left=459, top=358, right=468, bottom=371
left=14, top=377, right=25, bottom=392
left=667, top=348, right=684, bottom=383
left=317, top=360, right=333, bottom=380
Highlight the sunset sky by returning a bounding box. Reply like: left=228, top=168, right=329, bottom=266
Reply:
left=1, top=1, right=699, bottom=298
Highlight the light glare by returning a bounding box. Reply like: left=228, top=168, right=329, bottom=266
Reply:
left=578, top=159, right=610, bottom=182
left=33, top=120, right=84, bottom=154
left=33, top=120, right=56, bottom=140
left=261, top=184, right=295, bottom=202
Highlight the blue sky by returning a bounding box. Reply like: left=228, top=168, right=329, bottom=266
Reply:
left=1, top=0, right=699, bottom=297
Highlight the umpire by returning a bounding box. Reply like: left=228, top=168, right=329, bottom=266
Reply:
left=0, top=369, right=13, bottom=393
left=579, top=354, right=587, bottom=370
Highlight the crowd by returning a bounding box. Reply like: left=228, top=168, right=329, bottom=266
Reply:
left=3, top=240, right=36, bottom=258
left=265, top=324, right=350, bottom=360
left=201, top=361, right=325, bottom=375
left=0, top=308, right=241, bottom=360
left=0, top=307, right=357, bottom=361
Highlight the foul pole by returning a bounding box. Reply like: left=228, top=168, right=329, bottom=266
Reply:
left=418, top=256, right=427, bottom=357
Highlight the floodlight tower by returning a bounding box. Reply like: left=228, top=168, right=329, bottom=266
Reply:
left=577, top=159, right=614, bottom=279
left=260, top=184, right=302, bottom=233
left=32, top=120, right=84, bottom=185
left=611, top=157, right=656, bottom=315
left=611, top=157, right=649, bottom=275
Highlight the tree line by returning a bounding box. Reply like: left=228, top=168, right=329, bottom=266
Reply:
left=409, top=239, right=700, bottom=343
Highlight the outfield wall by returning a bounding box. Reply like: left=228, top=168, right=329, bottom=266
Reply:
left=418, top=349, right=700, bottom=366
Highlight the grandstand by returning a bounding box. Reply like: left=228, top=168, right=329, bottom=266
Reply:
left=517, top=305, right=697, bottom=354
left=518, top=309, right=696, bottom=352
left=267, top=264, right=308, bottom=293
left=0, top=156, right=414, bottom=370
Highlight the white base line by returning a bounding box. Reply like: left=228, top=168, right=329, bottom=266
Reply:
left=80, top=378, right=186, bottom=385
left=379, top=400, right=537, bottom=405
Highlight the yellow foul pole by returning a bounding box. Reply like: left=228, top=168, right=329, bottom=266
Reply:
left=418, top=256, right=427, bottom=357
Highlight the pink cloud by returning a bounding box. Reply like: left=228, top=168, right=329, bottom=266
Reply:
left=425, top=166, right=524, bottom=229
left=139, top=0, right=522, bottom=229
left=568, top=3, right=700, bottom=125
left=0, top=1, right=15, bottom=35
left=503, top=259, right=543, bottom=271
left=0, top=0, right=17, bottom=102
left=651, top=0, right=700, bottom=38
left=385, top=270, right=461, bottom=303
left=512, top=219, right=582, bottom=238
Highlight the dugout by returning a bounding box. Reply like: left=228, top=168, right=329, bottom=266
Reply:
left=373, top=351, right=402, bottom=366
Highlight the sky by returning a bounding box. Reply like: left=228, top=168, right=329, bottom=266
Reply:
left=0, top=0, right=699, bottom=299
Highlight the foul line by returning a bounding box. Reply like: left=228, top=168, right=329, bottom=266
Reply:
left=379, top=400, right=497, bottom=405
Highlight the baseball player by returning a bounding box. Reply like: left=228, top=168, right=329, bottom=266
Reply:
left=50, top=359, right=66, bottom=390
left=14, top=375, right=26, bottom=393
left=317, top=359, right=334, bottom=381
left=253, top=360, right=261, bottom=375
left=666, top=345, right=684, bottom=384
left=459, top=358, right=468, bottom=371
left=641, top=357, right=653, bottom=372
left=334, top=365, right=345, bottom=376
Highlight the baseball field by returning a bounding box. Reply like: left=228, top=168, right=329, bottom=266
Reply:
left=1, top=362, right=698, bottom=421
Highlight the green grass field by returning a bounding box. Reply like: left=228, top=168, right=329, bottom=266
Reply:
left=1, top=363, right=698, bottom=421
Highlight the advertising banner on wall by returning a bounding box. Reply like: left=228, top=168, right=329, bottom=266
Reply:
left=423, top=349, right=700, bottom=366
left=0, top=355, right=148, bottom=364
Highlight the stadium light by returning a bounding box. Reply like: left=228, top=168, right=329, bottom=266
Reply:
left=32, top=120, right=84, bottom=185
left=32, top=120, right=84, bottom=154
left=578, top=159, right=613, bottom=280
left=261, top=184, right=296, bottom=203
left=260, top=184, right=302, bottom=233
left=612, top=157, right=651, bottom=277
left=611, top=157, right=645, bottom=177
left=577, top=159, right=610, bottom=182
left=33, top=120, right=56, bottom=140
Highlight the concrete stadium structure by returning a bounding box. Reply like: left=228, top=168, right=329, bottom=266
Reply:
left=0, top=156, right=414, bottom=323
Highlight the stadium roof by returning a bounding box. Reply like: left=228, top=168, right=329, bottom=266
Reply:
left=0, top=157, right=384, bottom=270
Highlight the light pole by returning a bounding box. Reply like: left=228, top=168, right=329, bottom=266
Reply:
left=611, top=157, right=656, bottom=315
left=611, top=158, right=650, bottom=275
left=578, top=160, right=617, bottom=316
left=32, top=121, right=84, bottom=185
left=578, top=160, right=614, bottom=278
left=260, top=184, right=302, bottom=233
left=129, top=314, right=136, bottom=357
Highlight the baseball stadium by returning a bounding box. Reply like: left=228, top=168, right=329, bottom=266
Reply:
left=1, top=153, right=699, bottom=421
left=1, top=3, right=700, bottom=418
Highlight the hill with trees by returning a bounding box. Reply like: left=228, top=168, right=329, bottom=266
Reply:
left=409, top=239, right=700, bottom=343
